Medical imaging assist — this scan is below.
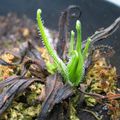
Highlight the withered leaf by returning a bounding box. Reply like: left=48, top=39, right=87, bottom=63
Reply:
left=0, top=78, right=37, bottom=115
left=0, top=76, right=20, bottom=90
left=0, top=58, right=14, bottom=66
left=38, top=74, right=73, bottom=120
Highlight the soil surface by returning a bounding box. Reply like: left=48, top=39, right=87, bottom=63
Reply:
left=0, top=13, right=40, bottom=50
left=0, top=13, right=119, bottom=120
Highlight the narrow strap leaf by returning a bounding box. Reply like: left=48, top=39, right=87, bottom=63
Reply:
left=76, top=20, right=82, bottom=53
left=67, top=50, right=79, bottom=84
left=37, top=9, right=69, bottom=82
left=68, top=30, right=75, bottom=55
left=74, top=52, right=84, bottom=86
left=82, top=37, right=91, bottom=60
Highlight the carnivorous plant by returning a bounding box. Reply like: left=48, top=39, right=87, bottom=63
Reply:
left=37, top=9, right=91, bottom=86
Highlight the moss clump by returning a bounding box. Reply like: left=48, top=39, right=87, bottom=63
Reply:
left=1, top=82, right=43, bottom=120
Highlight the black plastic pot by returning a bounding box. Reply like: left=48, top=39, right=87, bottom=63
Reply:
left=0, top=0, right=119, bottom=72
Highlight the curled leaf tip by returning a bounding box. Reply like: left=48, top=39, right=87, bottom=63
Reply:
left=76, top=20, right=81, bottom=30
left=71, top=30, right=75, bottom=36
left=37, top=9, right=42, bottom=15
left=87, top=37, right=91, bottom=42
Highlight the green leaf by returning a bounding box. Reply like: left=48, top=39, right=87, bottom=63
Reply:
left=74, top=52, right=84, bottom=86
left=67, top=50, right=79, bottom=84
left=69, top=30, right=75, bottom=55
left=76, top=20, right=82, bottom=53
left=82, top=37, right=91, bottom=60
left=37, top=9, right=69, bottom=82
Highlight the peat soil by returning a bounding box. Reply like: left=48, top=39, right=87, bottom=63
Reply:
left=0, top=13, right=119, bottom=120
left=0, top=13, right=40, bottom=50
